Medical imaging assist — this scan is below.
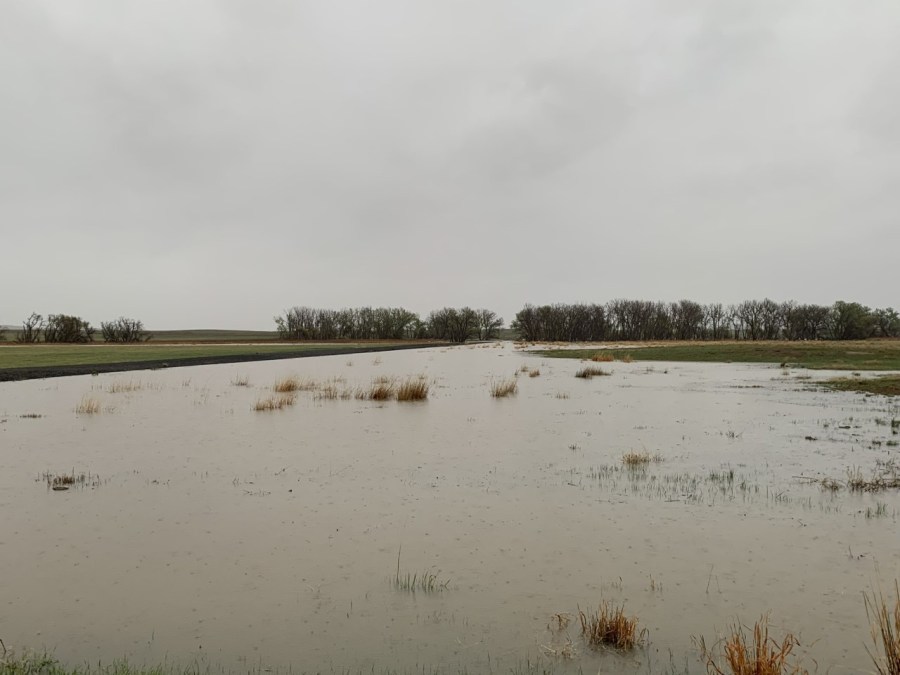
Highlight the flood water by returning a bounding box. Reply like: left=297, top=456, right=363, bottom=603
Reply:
left=1, top=343, right=898, bottom=674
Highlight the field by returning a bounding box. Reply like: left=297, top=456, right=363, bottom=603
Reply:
left=1, top=343, right=899, bottom=674
left=0, top=341, right=438, bottom=380
left=535, top=339, right=900, bottom=370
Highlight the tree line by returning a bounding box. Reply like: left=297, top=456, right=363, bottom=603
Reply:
left=511, top=300, right=900, bottom=342
left=2, top=314, right=151, bottom=343
left=3, top=299, right=898, bottom=344
left=273, top=306, right=503, bottom=343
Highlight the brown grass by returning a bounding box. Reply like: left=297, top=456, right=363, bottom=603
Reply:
left=106, top=380, right=142, bottom=393
left=253, top=394, right=297, bottom=411
left=75, top=396, right=101, bottom=414
left=622, top=451, right=655, bottom=467
left=357, top=379, right=396, bottom=401
left=578, top=601, right=645, bottom=650
left=698, top=615, right=808, bottom=675
left=490, top=377, right=519, bottom=398
left=591, top=352, right=615, bottom=362
left=576, top=366, right=610, bottom=379
left=230, top=375, right=250, bottom=387
left=865, top=581, right=900, bottom=675
left=528, top=368, right=541, bottom=378
left=396, top=377, right=429, bottom=401
left=273, top=376, right=316, bottom=393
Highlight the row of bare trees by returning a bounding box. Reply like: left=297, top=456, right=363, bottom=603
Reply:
left=511, top=300, right=900, bottom=342
left=6, top=314, right=149, bottom=343
left=274, top=306, right=503, bottom=343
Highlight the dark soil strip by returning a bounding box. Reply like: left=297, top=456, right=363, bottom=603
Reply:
left=0, top=343, right=453, bottom=382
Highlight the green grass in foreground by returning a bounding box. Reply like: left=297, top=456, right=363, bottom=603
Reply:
left=536, top=340, right=900, bottom=371
left=0, top=343, right=405, bottom=370
left=822, top=375, right=900, bottom=397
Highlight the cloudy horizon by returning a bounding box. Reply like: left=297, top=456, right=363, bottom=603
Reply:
left=2, top=1, right=898, bottom=330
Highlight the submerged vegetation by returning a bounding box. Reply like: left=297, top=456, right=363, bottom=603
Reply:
left=489, top=377, right=519, bottom=397
left=864, top=581, right=900, bottom=675
left=823, top=375, right=900, bottom=397
left=575, top=365, right=610, bottom=379
left=395, top=376, right=429, bottom=401
left=74, top=396, right=101, bottom=414
left=696, top=615, right=808, bottom=675
left=391, top=549, right=449, bottom=593
left=578, top=602, right=646, bottom=650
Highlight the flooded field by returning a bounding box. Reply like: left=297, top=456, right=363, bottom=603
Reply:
left=1, top=343, right=898, bottom=674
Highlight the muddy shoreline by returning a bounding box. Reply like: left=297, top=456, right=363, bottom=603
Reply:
left=0, top=342, right=452, bottom=382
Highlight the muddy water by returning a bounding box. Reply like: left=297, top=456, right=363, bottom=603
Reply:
left=1, top=343, right=898, bottom=673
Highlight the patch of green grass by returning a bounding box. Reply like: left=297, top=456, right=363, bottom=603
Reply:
left=537, top=340, right=900, bottom=371
left=822, top=375, right=900, bottom=397
left=0, top=343, right=407, bottom=371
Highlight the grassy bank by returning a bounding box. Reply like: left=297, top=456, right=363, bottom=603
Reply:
left=535, top=340, right=900, bottom=371
left=822, top=374, right=900, bottom=396
left=0, top=343, right=382, bottom=370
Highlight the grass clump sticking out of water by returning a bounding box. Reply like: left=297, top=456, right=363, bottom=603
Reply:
left=74, top=396, right=101, bottom=415
left=621, top=451, right=661, bottom=467
left=391, top=549, right=449, bottom=593
left=106, top=380, right=142, bottom=393
left=575, top=366, right=610, bottom=379
left=40, top=470, right=100, bottom=491
left=591, top=351, right=615, bottom=362
left=396, top=376, right=429, bottom=401
left=230, top=375, right=250, bottom=387
left=358, top=377, right=396, bottom=401
left=865, top=580, right=900, bottom=675
left=253, top=394, right=297, bottom=411
left=697, top=614, right=808, bottom=675
left=578, top=601, right=646, bottom=650
left=490, top=377, right=519, bottom=398
left=273, top=376, right=317, bottom=393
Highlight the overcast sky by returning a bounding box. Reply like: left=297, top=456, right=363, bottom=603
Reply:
left=2, top=1, right=898, bottom=329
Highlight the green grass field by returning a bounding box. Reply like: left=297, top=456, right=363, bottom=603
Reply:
left=0, top=342, right=406, bottom=370
left=147, top=329, right=280, bottom=342
left=535, top=340, right=900, bottom=371
left=822, top=375, right=900, bottom=396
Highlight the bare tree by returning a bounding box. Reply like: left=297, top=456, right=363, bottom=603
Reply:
left=101, top=317, right=151, bottom=342
left=476, top=309, right=503, bottom=340
left=15, top=313, right=44, bottom=343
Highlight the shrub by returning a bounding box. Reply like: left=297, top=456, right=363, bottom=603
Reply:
left=101, top=317, right=151, bottom=342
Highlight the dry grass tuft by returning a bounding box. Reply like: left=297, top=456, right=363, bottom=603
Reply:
left=315, top=384, right=339, bottom=400
left=697, top=615, right=808, bottom=675
left=75, top=396, right=101, bottom=415
left=273, top=376, right=316, bottom=393
left=620, top=353, right=634, bottom=363
left=528, top=368, right=541, bottom=378
left=622, top=451, right=653, bottom=467
left=490, top=377, right=519, bottom=398
left=591, top=351, right=615, bottom=362
left=576, top=366, right=611, bottom=379
left=396, top=377, right=429, bottom=401
left=555, top=391, right=570, bottom=399
left=865, top=581, right=900, bottom=675
left=579, top=601, right=646, bottom=650
left=253, top=394, right=297, bottom=411
left=107, top=380, right=142, bottom=393
left=357, top=378, right=396, bottom=401
left=230, top=375, right=250, bottom=387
